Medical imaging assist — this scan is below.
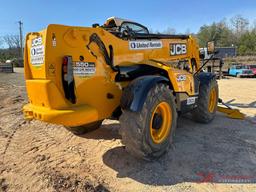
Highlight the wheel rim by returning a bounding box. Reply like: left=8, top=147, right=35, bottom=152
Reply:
left=150, top=102, right=172, bottom=144
left=208, top=87, right=217, bottom=113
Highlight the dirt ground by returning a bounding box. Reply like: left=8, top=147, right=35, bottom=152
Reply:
left=0, top=68, right=256, bottom=192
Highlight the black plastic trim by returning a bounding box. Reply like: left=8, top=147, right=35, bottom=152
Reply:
left=196, top=72, right=216, bottom=85
left=120, top=75, right=169, bottom=112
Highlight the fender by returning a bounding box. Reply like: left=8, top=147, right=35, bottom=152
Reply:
left=120, top=75, right=169, bottom=112
left=196, top=72, right=216, bottom=85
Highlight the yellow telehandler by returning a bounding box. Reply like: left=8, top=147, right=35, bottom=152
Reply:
left=23, top=17, right=236, bottom=160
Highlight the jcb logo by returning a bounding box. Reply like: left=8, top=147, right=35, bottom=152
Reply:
left=170, top=44, right=187, bottom=55
left=31, top=37, right=42, bottom=47
left=177, top=74, right=186, bottom=82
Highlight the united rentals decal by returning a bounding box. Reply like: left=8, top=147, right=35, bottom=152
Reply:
left=30, top=36, right=44, bottom=66
left=129, top=40, right=163, bottom=50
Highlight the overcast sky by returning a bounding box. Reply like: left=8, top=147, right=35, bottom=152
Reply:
left=0, top=0, right=256, bottom=36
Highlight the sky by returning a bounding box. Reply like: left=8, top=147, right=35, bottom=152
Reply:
left=0, top=0, right=256, bottom=37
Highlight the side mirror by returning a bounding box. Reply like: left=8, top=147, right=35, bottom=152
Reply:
left=207, top=41, right=215, bottom=54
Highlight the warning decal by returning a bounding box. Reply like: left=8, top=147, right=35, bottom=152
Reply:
left=73, top=62, right=96, bottom=76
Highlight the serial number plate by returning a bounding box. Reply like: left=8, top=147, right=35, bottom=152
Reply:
left=73, top=62, right=96, bottom=76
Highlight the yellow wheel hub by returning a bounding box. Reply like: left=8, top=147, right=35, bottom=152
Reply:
left=150, top=102, right=172, bottom=144
left=208, top=87, right=217, bottom=113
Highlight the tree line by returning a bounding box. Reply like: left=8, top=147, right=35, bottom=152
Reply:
left=152, top=15, right=256, bottom=56
left=0, top=35, right=21, bottom=62
left=197, top=15, right=256, bottom=55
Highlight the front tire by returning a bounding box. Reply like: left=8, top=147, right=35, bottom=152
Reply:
left=192, top=78, right=218, bottom=123
left=119, top=84, right=177, bottom=160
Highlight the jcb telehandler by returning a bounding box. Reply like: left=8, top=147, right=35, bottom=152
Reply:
left=23, top=17, right=219, bottom=160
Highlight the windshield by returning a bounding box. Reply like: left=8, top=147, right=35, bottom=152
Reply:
left=120, top=22, right=149, bottom=34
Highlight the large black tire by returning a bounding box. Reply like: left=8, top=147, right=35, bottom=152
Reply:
left=65, top=120, right=103, bottom=135
left=192, top=78, right=218, bottom=123
left=119, top=84, right=177, bottom=161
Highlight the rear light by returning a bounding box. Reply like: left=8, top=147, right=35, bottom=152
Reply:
left=63, top=56, right=68, bottom=65
left=62, top=57, right=68, bottom=80
left=62, top=56, right=76, bottom=103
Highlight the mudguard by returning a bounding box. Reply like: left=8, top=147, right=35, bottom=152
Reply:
left=196, top=72, right=216, bottom=85
left=120, top=75, right=169, bottom=112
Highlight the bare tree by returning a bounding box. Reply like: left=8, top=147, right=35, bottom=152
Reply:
left=3, top=34, right=20, bottom=49
left=162, top=27, right=176, bottom=34
left=149, top=27, right=176, bottom=34
left=148, top=28, right=154, bottom=33
left=230, top=15, right=249, bottom=35
left=0, top=36, right=3, bottom=48
left=253, top=19, right=256, bottom=30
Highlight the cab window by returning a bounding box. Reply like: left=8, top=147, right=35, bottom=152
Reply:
left=120, top=22, right=149, bottom=34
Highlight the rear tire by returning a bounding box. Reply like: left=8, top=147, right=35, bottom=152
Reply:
left=66, top=120, right=103, bottom=135
left=192, top=78, right=218, bottom=123
left=119, top=84, right=177, bottom=161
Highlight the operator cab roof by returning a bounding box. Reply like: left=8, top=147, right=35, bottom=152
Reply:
left=104, top=17, right=134, bottom=27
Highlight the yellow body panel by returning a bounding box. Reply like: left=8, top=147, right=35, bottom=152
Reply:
left=23, top=103, right=98, bottom=126
left=23, top=24, right=201, bottom=126
left=26, top=80, right=67, bottom=109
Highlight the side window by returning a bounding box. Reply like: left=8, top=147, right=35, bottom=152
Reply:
left=120, top=22, right=149, bottom=34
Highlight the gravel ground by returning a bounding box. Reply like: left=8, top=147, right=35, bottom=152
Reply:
left=0, top=68, right=255, bottom=192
